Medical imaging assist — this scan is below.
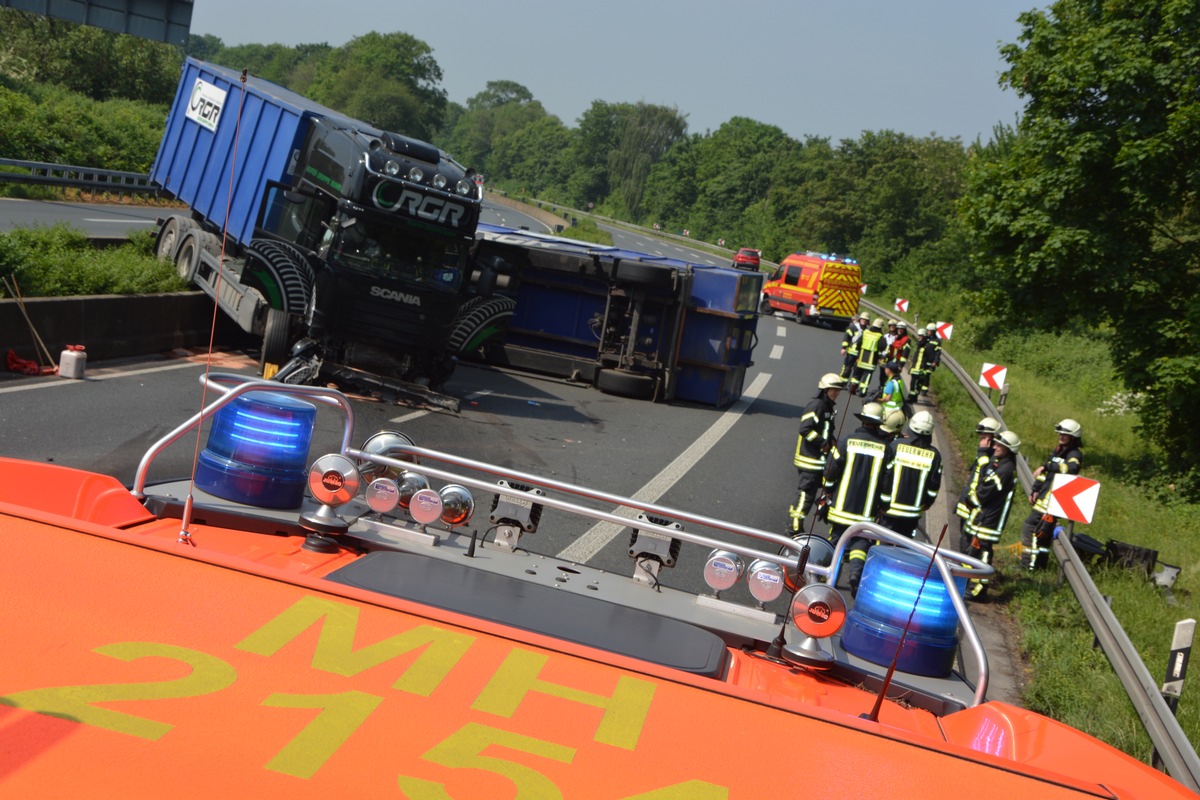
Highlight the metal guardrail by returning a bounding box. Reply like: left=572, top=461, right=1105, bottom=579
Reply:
left=0, top=159, right=155, bottom=195
left=869, top=299, right=1200, bottom=791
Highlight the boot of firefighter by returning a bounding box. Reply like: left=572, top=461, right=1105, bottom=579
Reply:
left=966, top=542, right=991, bottom=599
left=845, top=544, right=869, bottom=596
left=788, top=486, right=811, bottom=533
left=1029, top=516, right=1055, bottom=570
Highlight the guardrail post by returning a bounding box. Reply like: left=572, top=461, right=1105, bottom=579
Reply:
left=997, top=382, right=1010, bottom=413
left=1153, top=618, right=1195, bottom=770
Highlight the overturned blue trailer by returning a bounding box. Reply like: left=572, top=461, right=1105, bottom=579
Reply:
left=465, top=224, right=763, bottom=408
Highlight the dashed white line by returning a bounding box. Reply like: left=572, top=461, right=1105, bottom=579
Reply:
left=769, top=344, right=784, bottom=360
left=556, top=372, right=771, bottom=563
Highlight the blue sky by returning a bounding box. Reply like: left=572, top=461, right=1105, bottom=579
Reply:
left=188, top=0, right=1043, bottom=144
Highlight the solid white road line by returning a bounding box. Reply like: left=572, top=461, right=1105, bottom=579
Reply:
left=556, top=372, right=771, bottom=563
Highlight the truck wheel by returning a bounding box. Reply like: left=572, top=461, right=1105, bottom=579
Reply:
left=759, top=297, right=774, bottom=315
left=245, top=240, right=314, bottom=315
left=173, top=231, right=208, bottom=282
left=596, top=368, right=655, bottom=400
left=260, top=308, right=292, bottom=376
left=447, top=296, right=516, bottom=355
left=608, top=261, right=677, bottom=289
left=156, top=216, right=196, bottom=262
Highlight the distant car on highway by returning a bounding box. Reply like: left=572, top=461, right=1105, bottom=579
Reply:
left=731, top=247, right=761, bottom=270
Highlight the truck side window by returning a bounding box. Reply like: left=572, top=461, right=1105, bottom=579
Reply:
left=784, top=266, right=800, bottom=286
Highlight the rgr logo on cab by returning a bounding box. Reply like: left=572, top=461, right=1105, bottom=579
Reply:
left=186, top=78, right=227, bottom=133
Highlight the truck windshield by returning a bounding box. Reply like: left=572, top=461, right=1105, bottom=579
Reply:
left=326, top=219, right=465, bottom=292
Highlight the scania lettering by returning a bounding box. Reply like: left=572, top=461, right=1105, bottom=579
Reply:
left=370, top=286, right=422, bottom=306
left=152, top=58, right=489, bottom=411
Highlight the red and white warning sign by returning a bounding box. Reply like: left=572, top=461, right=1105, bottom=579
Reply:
left=936, top=321, right=953, bottom=340
left=894, top=298, right=909, bottom=313
left=978, top=362, right=1007, bottom=390
left=1048, top=474, right=1100, bottom=524
left=859, top=283, right=868, bottom=295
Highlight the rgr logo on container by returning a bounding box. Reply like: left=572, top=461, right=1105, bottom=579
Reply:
left=186, top=79, right=227, bottom=132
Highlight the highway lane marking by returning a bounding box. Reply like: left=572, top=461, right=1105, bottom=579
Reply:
left=556, top=372, right=771, bottom=564
left=769, top=344, right=784, bottom=360
left=83, top=218, right=157, bottom=224
left=0, top=359, right=222, bottom=393
left=777, top=324, right=787, bottom=337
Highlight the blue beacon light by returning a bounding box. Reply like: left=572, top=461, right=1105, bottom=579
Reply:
left=839, top=546, right=966, bottom=677
left=195, top=391, right=317, bottom=509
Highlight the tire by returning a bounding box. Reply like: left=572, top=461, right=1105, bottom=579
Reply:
left=156, top=216, right=196, bottom=262
left=759, top=297, right=774, bottom=315
left=260, top=307, right=292, bottom=376
left=608, top=261, right=677, bottom=289
left=245, top=239, right=314, bottom=315
left=447, top=296, right=516, bottom=355
left=173, top=230, right=218, bottom=282
left=596, top=368, right=655, bottom=400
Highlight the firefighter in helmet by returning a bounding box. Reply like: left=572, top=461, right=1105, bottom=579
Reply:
left=956, top=417, right=1002, bottom=548
left=822, top=401, right=894, bottom=595
left=962, top=429, right=1020, bottom=599
left=879, top=410, right=943, bottom=539
left=1020, top=419, right=1084, bottom=570
left=850, top=318, right=888, bottom=396
left=789, top=373, right=846, bottom=533
left=909, top=327, right=938, bottom=399
left=839, top=312, right=869, bottom=380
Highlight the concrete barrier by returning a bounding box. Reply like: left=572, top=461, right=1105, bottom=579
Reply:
left=1, top=292, right=247, bottom=366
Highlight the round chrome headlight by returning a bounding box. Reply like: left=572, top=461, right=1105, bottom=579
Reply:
left=702, top=549, right=744, bottom=592
left=396, top=470, right=430, bottom=509
left=439, top=484, right=475, bottom=526
left=407, top=166, right=424, bottom=183
left=432, top=173, right=447, bottom=189
left=456, top=179, right=473, bottom=196
left=384, top=160, right=400, bottom=176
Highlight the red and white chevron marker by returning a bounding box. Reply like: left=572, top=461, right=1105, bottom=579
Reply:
left=978, top=362, right=1007, bottom=390
left=1048, top=474, right=1100, bottom=524
left=936, top=321, right=953, bottom=340
left=859, top=283, right=868, bottom=295
left=894, top=298, right=908, bottom=313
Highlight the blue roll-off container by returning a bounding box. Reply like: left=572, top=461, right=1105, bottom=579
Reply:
left=150, top=57, right=360, bottom=247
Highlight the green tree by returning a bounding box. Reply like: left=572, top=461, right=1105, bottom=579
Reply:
left=0, top=8, right=179, bottom=103
left=962, top=0, right=1200, bottom=483
left=571, top=100, right=688, bottom=216
left=306, top=32, right=446, bottom=139
left=439, top=81, right=552, bottom=175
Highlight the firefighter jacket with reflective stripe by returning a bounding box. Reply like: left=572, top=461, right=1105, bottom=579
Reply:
left=1031, top=443, right=1083, bottom=512
left=956, top=445, right=993, bottom=519
left=963, top=454, right=1016, bottom=542
left=793, top=394, right=838, bottom=472
left=823, top=426, right=893, bottom=526
left=880, top=436, right=942, bottom=519
left=910, top=338, right=938, bottom=374
left=842, top=322, right=864, bottom=356
left=855, top=328, right=886, bottom=371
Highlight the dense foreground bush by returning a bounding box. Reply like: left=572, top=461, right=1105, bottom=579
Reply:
left=0, top=225, right=186, bottom=297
